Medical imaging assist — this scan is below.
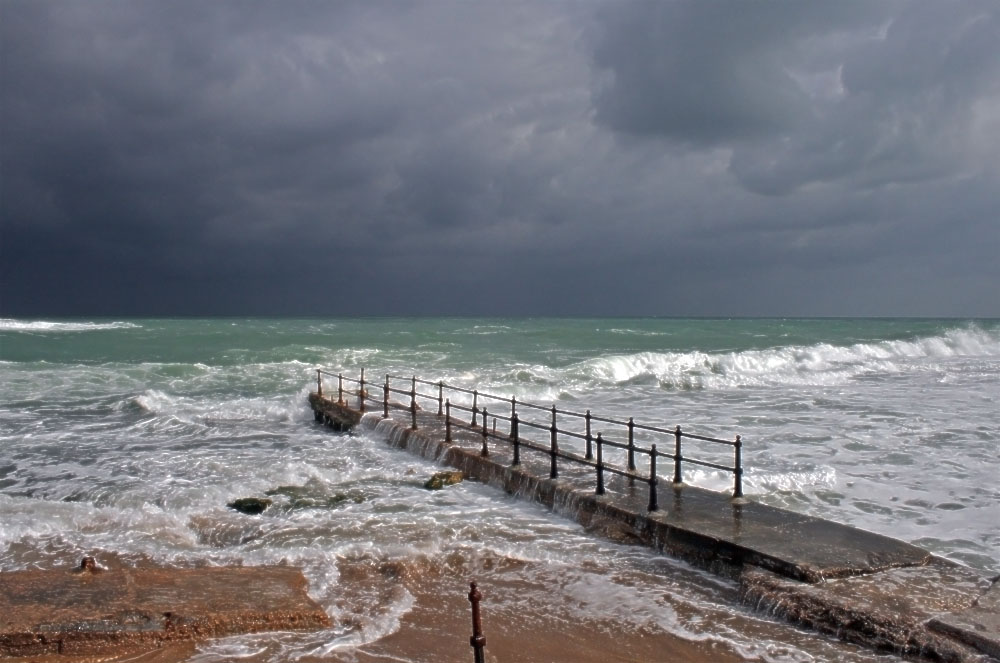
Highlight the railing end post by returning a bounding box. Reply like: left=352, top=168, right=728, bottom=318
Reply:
left=468, top=581, right=486, bottom=663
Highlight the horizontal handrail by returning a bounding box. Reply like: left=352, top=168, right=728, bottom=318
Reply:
left=314, top=368, right=745, bottom=503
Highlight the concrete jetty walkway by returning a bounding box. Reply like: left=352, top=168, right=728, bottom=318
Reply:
left=310, top=391, right=999, bottom=662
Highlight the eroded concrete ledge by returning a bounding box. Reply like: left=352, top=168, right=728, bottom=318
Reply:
left=309, top=392, right=363, bottom=431
left=0, top=564, right=330, bottom=658
left=740, top=563, right=993, bottom=661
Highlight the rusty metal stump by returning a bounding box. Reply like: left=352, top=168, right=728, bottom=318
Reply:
left=0, top=560, right=330, bottom=658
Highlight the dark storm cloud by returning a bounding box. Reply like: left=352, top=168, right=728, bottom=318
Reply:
left=590, top=1, right=1000, bottom=196
left=1, top=1, right=997, bottom=316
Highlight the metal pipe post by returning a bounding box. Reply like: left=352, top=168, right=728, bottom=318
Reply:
left=338, top=374, right=343, bottom=404
left=383, top=376, right=389, bottom=419
left=596, top=433, right=605, bottom=495
left=585, top=410, right=593, bottom=460
left=648, top=444, right=659, bottom=511
left=316, top=370, right=323, bottom=396
left=733, top=435, right=744, bottom=499
left=410, top=377, right=417, bottom=430
left=480, top=408, right=489, bottom=457
left=438, top=381, right=444, bottom=416
left=359, top=368, right=366, bottom=412
left=446, top=400, right=452, bottom=443
left=673, top=425, right=683, bottom=485
left=549, top=405, right=558, bottom=479
left=468, top=582, right=486, bottom=663
left=627, top=417, right=636, bottom=471
left=511, top=413, right=520, bottom=465
left=471, top=390, right=478, bottom=426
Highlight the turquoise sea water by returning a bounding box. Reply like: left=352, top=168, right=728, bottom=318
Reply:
left=2, top=317, right=998, bottom=661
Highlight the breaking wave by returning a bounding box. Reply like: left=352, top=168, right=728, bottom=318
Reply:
left=567, top=325, right=1000, bottom=390
left=0, top=319, right=141, bottom=332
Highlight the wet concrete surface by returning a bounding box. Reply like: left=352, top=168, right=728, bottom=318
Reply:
left=931, top=579, right=1000, bottom=659
left=313, top=393, right=1000, bottom=662
left=741, top=560, right=994, bottom=661
left=1, top=563, right=330, bottom=658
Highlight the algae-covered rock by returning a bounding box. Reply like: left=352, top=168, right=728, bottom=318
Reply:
left=424, top=471, right=464, bottom=490
left=264, top=484, right=365, bottom=510
left=227, top=497, right=272, bottom=514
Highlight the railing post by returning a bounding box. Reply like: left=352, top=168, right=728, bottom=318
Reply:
left=585, top=410, right=593, bottom=460
left=438, top=381, right=444, bottom=416
left=383, top=375, right=389, bottom=419
left=471, top=390, right=478, bottom=426
left=468, top=581, right=486, bottom=663
left=316, top=370, right=323, bottom=396
left=410, top=376, right=417, bottom=430
left=511, top=412, right=520, bottom=465
left=596, top=433, right=605, bottom=495
left=446, top=400, right=452, bottom=443
left=648, top=444, right=659, bottom=512
left=510, top=397, right=516, bottom=436
left=673, top=425, right=683, bottom=485
left=733, top=435, right=744, bottom=500
left=549, top=405, right=558, bottom=479
left=338, top=374, right=344, bottom=404
left=627, top=417, right=636, bottom=472
left=481, top=408, right=489, bottom=457
left=359, top=368, right=366, bottom=412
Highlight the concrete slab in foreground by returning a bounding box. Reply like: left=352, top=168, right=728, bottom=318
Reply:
left=0, top=561, right=330, bottom=658
left=931, top=579, right=1000, bottom=659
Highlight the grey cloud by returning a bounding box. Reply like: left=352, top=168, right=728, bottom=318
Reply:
left=589, top=2, right=890, bottom=145
left=1, top=1, right=997, bottom=317
left=590, top=1, right=1000, bottom=196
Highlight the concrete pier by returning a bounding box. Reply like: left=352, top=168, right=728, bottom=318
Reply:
left=310, top=390, right=1000, bottom=662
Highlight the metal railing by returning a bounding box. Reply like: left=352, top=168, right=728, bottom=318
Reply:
left=316, top=369, right=744, bottom=506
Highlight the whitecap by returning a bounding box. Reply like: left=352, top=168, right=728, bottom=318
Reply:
left=0, top=318, right=141, bottom=332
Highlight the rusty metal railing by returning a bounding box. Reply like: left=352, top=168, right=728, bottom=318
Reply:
left=316, top=369, right=744, bottom=504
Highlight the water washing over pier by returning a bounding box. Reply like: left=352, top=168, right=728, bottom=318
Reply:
left=311, top=368, right=1000, bottom=662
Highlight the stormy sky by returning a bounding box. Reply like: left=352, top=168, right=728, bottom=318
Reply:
left=1, top=1, right=998, bottom=317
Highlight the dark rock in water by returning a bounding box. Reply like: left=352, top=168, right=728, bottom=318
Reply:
left=227, top=497, right=272, bottom=514
left=424, top=471, right=463, bottom=490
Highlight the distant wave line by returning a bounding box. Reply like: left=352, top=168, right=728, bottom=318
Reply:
left=0, top=319, right=142, bottom=332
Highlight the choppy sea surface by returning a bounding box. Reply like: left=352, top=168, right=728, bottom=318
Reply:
left=1, top=317, right=998, bottom=662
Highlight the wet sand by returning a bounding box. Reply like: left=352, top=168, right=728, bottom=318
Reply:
left=343, top=577, right=742, bottom=663
left=316, top=555, right=744, bottom=663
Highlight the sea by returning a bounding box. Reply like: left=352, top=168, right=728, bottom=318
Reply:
left=1, top=317, right=998, bottom=662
